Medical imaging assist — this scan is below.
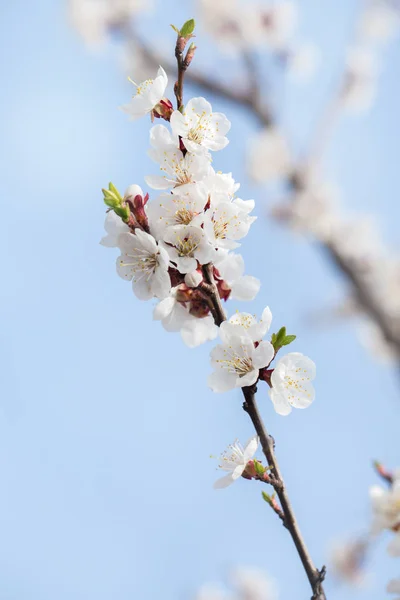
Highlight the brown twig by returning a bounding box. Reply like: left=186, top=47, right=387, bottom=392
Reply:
left=203, top=264, right=327, bottom=600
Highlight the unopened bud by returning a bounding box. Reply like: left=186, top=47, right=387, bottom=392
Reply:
left=124, top=184, right=143, bottom=200
left=152, top=98, right=174, bottom=121
left=102, top=182, right=123, bottom=209
left=114, top=204, right=130, bottom=222
left=184, top=42, right=197, bottom=69
left=184, top=270, right=203, bottom=288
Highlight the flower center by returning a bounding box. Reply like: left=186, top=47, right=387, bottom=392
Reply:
left=175, top=207, right=194, bottom=225
left=216, top=346, right=254, bottom=377
left=120, top=249, right=158, bottom=281
left=175, top=235, right=200, bottom=257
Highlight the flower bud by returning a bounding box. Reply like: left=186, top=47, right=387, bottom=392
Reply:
left=124, top=184, right=143, bottom=200
left=184, top=270, right=203, bottom=288
left=152, top=98, right=174, bottom=121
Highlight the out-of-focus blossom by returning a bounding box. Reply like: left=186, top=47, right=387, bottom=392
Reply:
left=260, top=1, right=297, bottom=50
left=285, top=42, right=320, bottom=82
left=329, top=538, right=368, bottom=586
left=231, top=566, right=278, bottom=600
left=370, top=475, right=400, bottom=534
left=69, top=0, right=150, bottom=46
left=342, top=47, right=378, bottom=113
left=358, top=320, right=399, bottom=364
left=247, top=128, right=291, bottom=184
left=387, top=577, right=400, bottom=599
left=359, top=2, right=400, bottom=44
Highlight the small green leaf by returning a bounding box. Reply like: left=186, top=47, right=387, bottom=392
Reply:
left=102, top=188, right=120, bottom=209
left=114, top=204, right=130, bottom=222
left=282, top=334, right=296, bottom=346
left=271, top=333, right=277, bottom=345
left=108, top=182, right=122, bottom=202
left=262, top=491, right=272, bottom=504
left=253, top=460, right=265, bottom=476
left=276, top=326, right=286, bottom=344
left=170, top=24, right=180, bottom=35
left=180, top=18, right=195, bottom=37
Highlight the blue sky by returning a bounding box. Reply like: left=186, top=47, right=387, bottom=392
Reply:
left=1, top=1, right=400, bottom=599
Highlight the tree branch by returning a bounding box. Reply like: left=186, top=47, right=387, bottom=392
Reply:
left=203, top=263, right=327, bottom=600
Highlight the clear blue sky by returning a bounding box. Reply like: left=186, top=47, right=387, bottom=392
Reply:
left=1, top=1, right=400, bottom=599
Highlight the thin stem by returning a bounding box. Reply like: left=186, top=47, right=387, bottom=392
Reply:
left=243, top=385, right=326, bottom=600
left=174, top=37, right=186, bottom=110
left=203, top=263, right=327, bottom=600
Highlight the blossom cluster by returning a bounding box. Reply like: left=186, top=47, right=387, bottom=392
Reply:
left=101, top=64, right=317, bottom=417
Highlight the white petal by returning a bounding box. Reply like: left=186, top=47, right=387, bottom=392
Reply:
left=237, top=369, right=259, bottom=388
left=269, top=388, right=292, bottom=416
left=253, top=341, right=275, bottom=369
left=230, top=276, right=261, bottom=301
left=153, top=296, right=175, bottom=320
left=144, top=174, right=170, bottom=189
left=243, top=435, right=259, bottom=462
left=213, top=473, right=235, bottom=489
left=208, top=370, right=237, bottom=393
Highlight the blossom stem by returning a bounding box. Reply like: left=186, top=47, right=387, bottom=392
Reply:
left=202, top=263, right=327, bottom=600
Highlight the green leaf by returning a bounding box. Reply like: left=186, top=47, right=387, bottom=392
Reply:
left=271, top=333, right=277, bottom=345
left=114, top=204, right=130, bottom=222
left=180, top=18, right=195, bottom=37
left=102, top=188, right=119, bottom=209
left=262, top=491, right=272, bottom=504
left=282, top=334, right=296, bottom=346
left=276, top=326, right=286, bottom=344
left=253, top=460, right=265, bottom=476
left=170, top=24, right=180, bottom=35
left=108, top=182, right=122, bottom=202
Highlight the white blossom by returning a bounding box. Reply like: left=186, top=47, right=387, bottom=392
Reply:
left=208, top=325, right=274, bottom=392
left=146, top=186, right=208, bottom=238
left=120, top=66, right=168, bottom=121
left=202, top=169, right=240, bottom=205
left=100, top=210, right=129, bottom=247
left=162, top=224, right=214, bottom=273
left=145, top=124, right=211, bottom=190
left=181, top=315, right=219, bottom=348
left=370, top=476, right=400, bottom=534
left=201, top=199, right=257, bottom=250
left=222, top=306, right=272, bottom=343
left=269, top=352, right=316, bottom=415
left=214, top=436, right=258, bottom=489
left=170, top=97, right=231, bottom=154
left=116, top=230, right=171, bottom=300
left=153, top=287, right=190, bottom=331
left=215, top=252, right=260, bottom=301
left=248, top=128, right=291, bottom=183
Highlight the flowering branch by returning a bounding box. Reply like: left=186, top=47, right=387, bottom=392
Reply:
left=98, top=16, right=328, bottom=600
left=203, top=266, right=326, bottom=600
left=120, top=20, right=400, bottom=363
